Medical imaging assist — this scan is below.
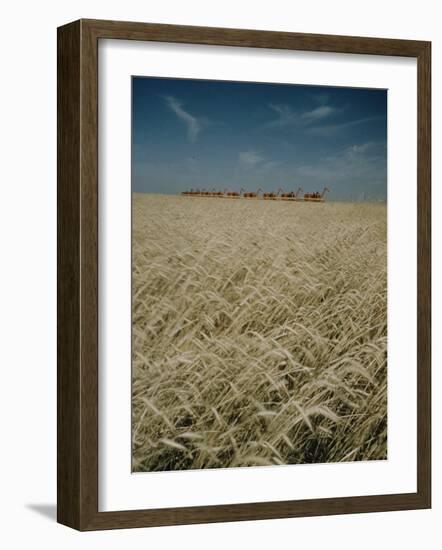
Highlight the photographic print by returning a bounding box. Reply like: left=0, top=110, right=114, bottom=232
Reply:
left=131, top=76, right=388, bottom=472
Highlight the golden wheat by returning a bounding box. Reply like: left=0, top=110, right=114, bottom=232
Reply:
left=131, top=193, right=387, bottom=471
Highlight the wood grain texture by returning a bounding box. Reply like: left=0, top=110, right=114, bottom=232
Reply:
left=57, top=19, right=431, bottom=531
left=84, top=18, right=427, bottom=56
left=57, top=20, right=81, bottom=529
left=416, top=42, right=431, bottom=507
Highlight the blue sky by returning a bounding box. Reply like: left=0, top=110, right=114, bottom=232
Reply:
left=132, top=77, right=387, bottom=201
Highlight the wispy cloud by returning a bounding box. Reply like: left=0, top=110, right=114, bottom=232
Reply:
left=266, top=102, right=337, bottom=128
left=239, top=150, right=264, bottom=166
left=238, top=151, right=281, bottom=174
left=266, top=104, right=298, bottom=128
left=301, top=105, right=336, bottom=123
left=311, top=92, right=330, bottom=105
left=164, top=95, right=204, bottom=143
left=307, top=116, right=384, bottom=137
left=322, top=141, right=384, bottom=164
left=346, top=142, right=377, bottom=155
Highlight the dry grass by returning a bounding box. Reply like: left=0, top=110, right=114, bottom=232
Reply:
left=132, top=193, right=387, bottom=471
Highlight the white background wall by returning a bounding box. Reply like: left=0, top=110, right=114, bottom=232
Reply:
left=0, top=0, right=440, bottom=547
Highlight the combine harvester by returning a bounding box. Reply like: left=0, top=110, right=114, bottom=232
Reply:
left=302, top=187, right=330, bottom=203
left=243, top=188, right=262, bottom=199
left=181, top=186, right=330, bottom=202
left=279, top=187, right=304, bottom=201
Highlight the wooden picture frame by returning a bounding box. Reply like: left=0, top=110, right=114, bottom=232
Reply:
left=57, top=18, right=431, bottom=531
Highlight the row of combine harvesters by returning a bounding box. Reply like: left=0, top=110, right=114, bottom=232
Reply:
left=181, top=186, right=330, bottom=202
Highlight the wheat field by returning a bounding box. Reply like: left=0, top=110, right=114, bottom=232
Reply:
left=132, top=193, right=387, bottom=472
